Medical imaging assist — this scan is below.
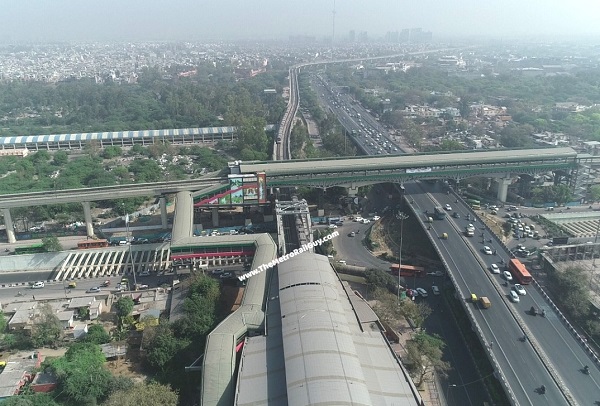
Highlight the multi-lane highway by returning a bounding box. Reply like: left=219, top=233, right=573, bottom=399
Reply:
left=304, top=62, right=599, bottom=403
left=407, top=181, right=600, bottom=405
left=311, top=75, right=403, bottom=155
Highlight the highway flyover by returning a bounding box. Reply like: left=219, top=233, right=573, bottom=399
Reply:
left=406, top=181, right=600, bottom=405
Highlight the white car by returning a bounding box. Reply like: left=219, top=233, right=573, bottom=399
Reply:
left=31, top=281, right=45, bottom=289
left=444, top=204, right=452, bottom=211
left=372, top=215, right=381, bottom=221
left=328, top=224, right=338, bottom=229
left=362, top=218, right=370, bottom=224
left=510, top=290, right=520, bottom=302
left=503, top=271, right=513, bottom=281
left=514, top=284, right=526, bottom=295
left=416, top=287, right=428, bottom=297
left=490, top=264, right=500, bottom=274
left=483, top=246, right=493, bottom=255
left=431, top=285, right=440, bottom=295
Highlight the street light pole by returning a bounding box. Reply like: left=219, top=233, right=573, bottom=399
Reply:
left=125, top=213, right=137, bottom=289
left=593, top=218, right=600, bottom=268
left=396, top=211, right=409, bottom=304
left=446, top=384, right=457, bottom=403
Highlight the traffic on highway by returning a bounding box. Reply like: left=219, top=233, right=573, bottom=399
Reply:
left=406, top=180, right=599, bottom=405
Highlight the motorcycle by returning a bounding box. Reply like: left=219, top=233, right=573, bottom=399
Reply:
left=530, top=306, right=537, bottom=316
left=540, top=385, right=546, bottom=394
left=584, top=365, right=590, bottom=375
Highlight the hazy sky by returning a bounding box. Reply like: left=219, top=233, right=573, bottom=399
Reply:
left=1, top=0, right=599, bottom=42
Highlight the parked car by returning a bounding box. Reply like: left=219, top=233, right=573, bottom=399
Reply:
left=139, top=270, right=150, bottom=277
left=220, top=272, right=234, bottom=279
left=431, top=285, right=440, bottom=295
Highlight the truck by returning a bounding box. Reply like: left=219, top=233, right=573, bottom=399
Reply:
left=480, top=297, right=491, bottom=309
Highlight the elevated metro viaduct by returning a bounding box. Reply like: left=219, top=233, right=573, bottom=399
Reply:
left=0, top=147, right=582, bottom=244
left=226, top=147, right=579, bottom=200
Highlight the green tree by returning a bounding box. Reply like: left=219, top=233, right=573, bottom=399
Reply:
left=53, top=150, right=69, bottom=166
left=114, top=297, right=134, bottom=319
left=103, top=382, right=178, bottom=406
left=547, top=266, right=590, bottom=319
left=30, top=304, right=62, bottom=348
left=0, top=308, right=7, bottom=333
left=41, top=236, right=62, bottom=252
left=143, top=323, right=189, bottom=374
left=0, top=393, right=60, bottom=406
left=102, top=146, right=123, bottom=159
left=82, top=324, right=111, bottom=344
left=590, top=185, right=600, bottom=203
left=405, top=332, right=450, bottom=386
left=47, top=343, right=113, bottom=404
left=172, top=275, right=220, bottom=340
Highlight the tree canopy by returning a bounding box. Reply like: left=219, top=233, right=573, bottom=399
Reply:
left=46, top=343, right=114, bottom=404
left=103, top=382, right=178, bottom=406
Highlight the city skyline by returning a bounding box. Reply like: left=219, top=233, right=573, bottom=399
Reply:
left=1, top=0, right=600, bottom=43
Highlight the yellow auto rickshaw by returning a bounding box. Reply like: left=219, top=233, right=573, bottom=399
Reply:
left=471, top=293, right=478, bottom=303
left=67, top=281, right=77, bottom=289
left=441, top=233, right=448, bottom=240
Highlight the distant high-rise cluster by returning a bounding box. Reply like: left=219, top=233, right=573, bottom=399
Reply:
left=347, top=28, right=432, bottom=43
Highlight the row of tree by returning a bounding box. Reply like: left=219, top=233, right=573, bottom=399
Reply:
left=0, top=65, right=287, bottom=137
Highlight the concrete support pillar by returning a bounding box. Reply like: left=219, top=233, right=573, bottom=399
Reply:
left=497, top=178, right=512, bottom=202
left=160, top=197, right=168, bottom=229
left=2, top=208, right=16, bottom=244
left=347, top=186, right=359, bottom=197
left=211, top=207, right=219, bottom=228
left=82, top=201, right=95, bottom=238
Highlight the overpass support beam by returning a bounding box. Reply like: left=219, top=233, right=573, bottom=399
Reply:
left=497, top=177, right=512, bottom=203
left=211, top=208, right=219, bottom=228
left=2, top=208, right=16, bottom=244
left=160, top=197, right=168, bottom=229
left=82, top=201, right=94, bottom=238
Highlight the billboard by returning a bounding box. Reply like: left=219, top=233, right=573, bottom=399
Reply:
left=195, top=172, right=267, bottom=207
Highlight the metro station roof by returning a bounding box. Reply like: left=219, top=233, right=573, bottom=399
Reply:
left=233, top=254, right=422, bottom=406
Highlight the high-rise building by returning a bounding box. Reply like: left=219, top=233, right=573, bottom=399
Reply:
left=385, top=31, right=399, bottom=42
left=399, top=29, right=410, bottom=43
left=348, top=30, right=356, bottom=42
left=410, top=28, right=433, bottom=43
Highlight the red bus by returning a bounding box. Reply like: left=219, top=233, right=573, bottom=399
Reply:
left=389, top=264, right=426, bottom=278
left=77, top=239, right=109, bottom=249
left=508, top=259, right=532, bottom=284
